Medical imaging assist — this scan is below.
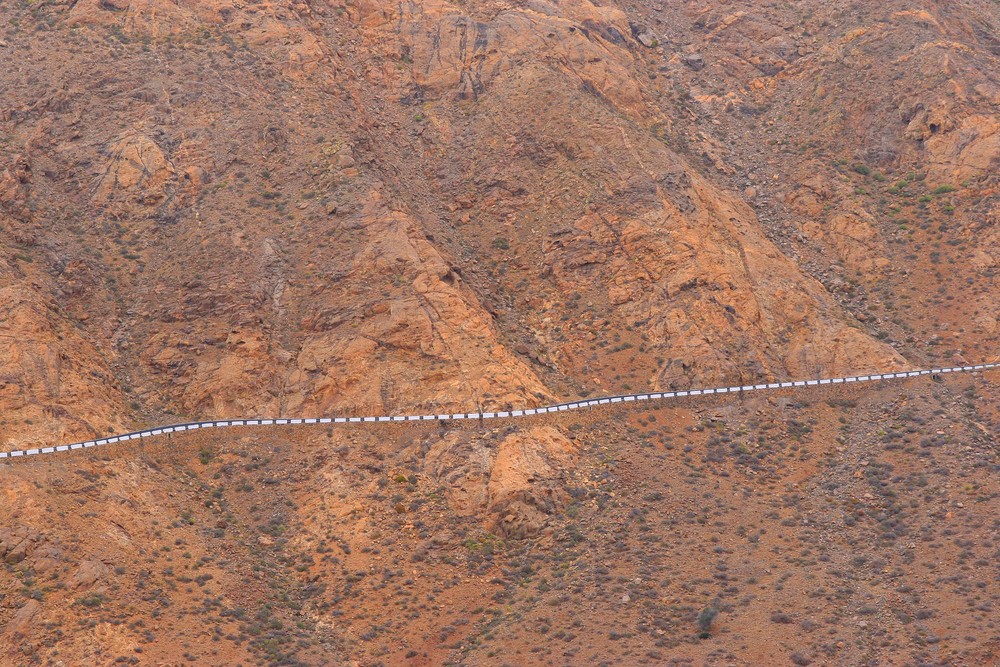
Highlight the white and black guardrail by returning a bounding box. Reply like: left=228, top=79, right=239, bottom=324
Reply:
left=1, top=363, right=996, bottom=460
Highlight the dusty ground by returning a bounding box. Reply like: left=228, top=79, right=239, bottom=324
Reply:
left=3, top=371, right=998, bottom=665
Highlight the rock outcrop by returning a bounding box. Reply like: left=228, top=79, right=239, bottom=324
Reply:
left=93, top=133, right=176, bottom=207
left=0, top=263, right=127, bottom=448
left=422, top=425, right=578, bottom=538
left=486, top=426, right=577, bottom=538
left=355, top=0, right=648, bottom=114
left=542, top=168, right=905, bottom=387
left=0, top=0, right=998, bottom=665
left=4, top=600, right=41, bottom=641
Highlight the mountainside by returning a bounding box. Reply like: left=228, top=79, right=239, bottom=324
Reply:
left=1, top=0, right=997, bottom=665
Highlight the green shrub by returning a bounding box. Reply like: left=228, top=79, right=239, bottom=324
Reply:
left=78, top=594, right=105, bottom=608
left=697, top=606, right=718, bottom=635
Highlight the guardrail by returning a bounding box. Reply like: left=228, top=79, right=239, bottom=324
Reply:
left=1, top=362, right=996, bottom=460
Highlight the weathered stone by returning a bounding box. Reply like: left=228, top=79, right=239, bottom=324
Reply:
left=5, top=600, right=41, bottom=639
left=682, top=53, right=705, bottom=70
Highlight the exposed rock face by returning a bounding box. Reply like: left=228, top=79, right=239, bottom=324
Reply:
left=786, top=173, right=891, bottom=278
left=801, top=208, right=891, bottom=277
left=0, top=154, right=29, bottom=207
left=355, top=0, right=648, bottom=113
left=67, top=0, right=198, bottom=34
left=542, top=169, right=904, bottom=387
left=0, top=263, right=127, bottom=448
left=682, top=53, right=706, bottom=70
left=0, top=526, right=45, bottom=565
left=924, top=113, right=999, bottom=185
left=286, top=204, right=550, bottom=415
left=6, top=0, right=988, bottom=449
left=0, top=0, right=998, bottom=665
left=423, top=425, right=577, bottom=538
left=138, top=190, right=550, bottom=418
left=330, top=0, right=910, bottom=394
left=0, top=0, right=993, bottom=454
left=93, top=134, right=176, bottom=207
left=4, top=600, right=41, bottom=640
left=0, top=524, right=62, bottom=595
left=486, top=426, right=577, bottom=538
left=70, top=560, right=110, bottom=590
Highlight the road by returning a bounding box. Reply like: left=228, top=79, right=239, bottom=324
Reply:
left=1, top=362, right=996, bottom=460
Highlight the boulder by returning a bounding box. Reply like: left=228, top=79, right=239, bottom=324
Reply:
left=92, top=133, right=176, bottom=206
left=682, top=53, right=706, bottom=71
left=70, top=560, right=110, bottom=590
left=486, top=426, right=577, bottom=538
left=4, top=600, right=41, bottom=639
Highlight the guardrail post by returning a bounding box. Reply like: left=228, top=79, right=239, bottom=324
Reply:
left=11, top=362, right=998, bottom=460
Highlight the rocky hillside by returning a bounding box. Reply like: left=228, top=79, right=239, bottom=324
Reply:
left=0, top=0, right=997, bottom=664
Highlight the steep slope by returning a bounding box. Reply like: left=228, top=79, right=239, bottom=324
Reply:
left=344, top=0, right=908, bottom=393
left=0, top=257, right=128, bottom=444
left=609, top=0, right=999, bottom=365
left=0, top=0, right=915, bottom=450
left=1, top=0, right=998, bottom=665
